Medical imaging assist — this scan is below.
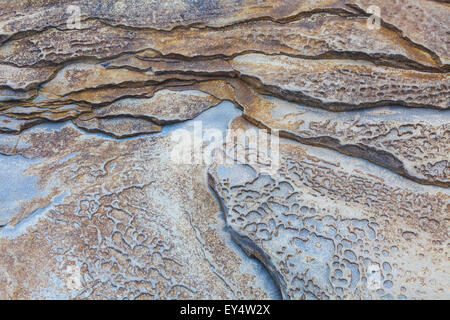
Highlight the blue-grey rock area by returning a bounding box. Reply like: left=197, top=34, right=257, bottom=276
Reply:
left=0, top=0, right=448, bottom=299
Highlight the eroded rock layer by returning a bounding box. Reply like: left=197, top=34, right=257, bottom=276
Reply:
left=208, top=117, right=449, bottom=300
left=0, top=0, right=448, bottom=300
left=231, top=54, right=449, bottom=110
left=240, top=86, right=450, bottom=186
left=0, top=104, right=277, bottom=299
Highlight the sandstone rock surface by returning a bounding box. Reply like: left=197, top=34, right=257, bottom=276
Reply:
left=208, top=117, right=449, bottom=300
left=0, top=0, right=448, bottom=300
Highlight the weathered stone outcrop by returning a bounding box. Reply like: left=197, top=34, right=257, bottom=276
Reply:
left=208, top=117, right=449, bottom=300
left=0, top=105, right=276, bottom=299
left=92, top=89, right=221, bottom=124
left=1, top=1, right=447, bottom=67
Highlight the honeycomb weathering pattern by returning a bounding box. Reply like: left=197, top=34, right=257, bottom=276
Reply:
left=0, top=0, right=449, bottom=300
left=231, top=54, right=449, bottom=110
left=240, top=86, right=450, bottom=187
left=0, top=0, right=448, bottom=67
left=0, top=104, right=275, bottom=299
left=91, top=89, right=222, bottom=125
left=0, top=15, right=440, bottom=70
left=208, top=117, right=449, bottom=300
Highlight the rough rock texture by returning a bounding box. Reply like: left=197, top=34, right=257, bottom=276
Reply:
left=208, top=117, right=449, bottom=300
left=168, top=79, right=450, bottom=187
left=92, top=89, right=221, bottom=124
left=0, top=64, right=57, bottom=90
left=349, top=0, right=450, bottom=66
left=40, top=63, right=164, bottom=98
left=0, top=115, right=43, bottom=134
left=1, top=0, right=447, bottom=67
left=0, top=0, right=448, bottom=300
left=0, top=88, right=36, bottom=102
left=72, top=116, right=162, bottom=138
left=241, top=86, right=450, bottom=186
left=0, top=15, right=440, bottom=71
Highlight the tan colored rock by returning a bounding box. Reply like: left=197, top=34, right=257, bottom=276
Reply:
left=1, top=104, right=90, bottom=124
left=1, top=0, right=449, bottom=301
left=58, top=81, right=195, bottom=105
left=134, top=13, right=438, bottom=70
left=231, top=54, right=450, bottom=110
left=208, top=117, right=450, bottom=300
left=40, top=62, right=215, bottom=98
left=0, top=20, right=150, bottom=67
left=0, top=115, right=43, bottom=134
left=106, top=56, right=235, bottom=75
left=93, top=89, right=221, bottom=124
left=237, top=85, right=450, bottom=187
left=1, top=0, right=447, bottom=66
left=0, top=64, right=56, bottom=91
left=189, top=78, right=449, bottom=186
left=61, top=85, right=160, bottom=105
left=0, top=0, right=354, bottom=41
left=350, top=0, right=450, bottom=65
left=40, top=63, right=159, bottom=98
left=0, top=13, right=440, bottom=71
left=0, top=85, right=222, bottom=134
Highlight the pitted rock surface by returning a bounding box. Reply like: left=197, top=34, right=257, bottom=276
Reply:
left=0, top=0, right=448, bottom=300
left=208, top=117, right=449, bottom=300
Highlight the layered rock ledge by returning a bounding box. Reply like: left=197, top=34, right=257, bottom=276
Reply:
left=0, top=0, right=448, bottom=299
